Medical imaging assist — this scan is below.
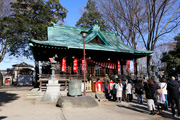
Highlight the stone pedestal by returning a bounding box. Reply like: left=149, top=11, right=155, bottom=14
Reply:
left=57, top=96, right=98, bottom=108
left=41, top=76, right=61, bottom=102
left=41, top=83, right=61, bottom=102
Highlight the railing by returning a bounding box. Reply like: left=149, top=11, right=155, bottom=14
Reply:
left=38, top=74, right=92, bottom=92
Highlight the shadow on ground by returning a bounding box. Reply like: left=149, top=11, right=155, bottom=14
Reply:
left=117, top=104, right=148, bottom=114
left=0, top=116, right=7, bottom=120
left=117, top=101, right=179, bottom=120
left=0, top=92, right=19, bottom=106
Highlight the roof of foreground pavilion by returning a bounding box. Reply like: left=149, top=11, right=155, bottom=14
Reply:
left=29, top=22, right=153, bottom=62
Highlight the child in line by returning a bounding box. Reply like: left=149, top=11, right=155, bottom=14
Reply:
left=155, top=86, right=165, bottom=114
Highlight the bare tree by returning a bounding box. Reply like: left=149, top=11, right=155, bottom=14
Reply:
left=137, top=42, right=175, bottom=77
left=152, top=42, right=175, bottom=68
left=142, top=0, right=180, bottom=77
left=137, top=57, right=147, bottom=76
left=98, top=0, right=180, bottom=77
left=98, top=0, right=144, bottom=48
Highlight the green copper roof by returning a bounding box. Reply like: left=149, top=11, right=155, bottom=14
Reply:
left=29, top=22, right=153, bottom=55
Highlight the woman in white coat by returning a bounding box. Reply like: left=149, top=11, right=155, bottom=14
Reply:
left=126, top=80, right=133, bottom=102
left=159, top=78, right=168, bottom=109
left=115, top=79, right=123, bottom=102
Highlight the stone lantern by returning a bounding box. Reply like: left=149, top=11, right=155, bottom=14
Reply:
left=41, top=55, right=61, bottom=102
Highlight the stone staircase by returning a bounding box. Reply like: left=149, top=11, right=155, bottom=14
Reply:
left=95, top=93, right=107, bottom=102
left=85, top=92, right=107, bottom=102
left=26, top=88, right=68, bottom=99
left=26, top=88, right=44, bottom=99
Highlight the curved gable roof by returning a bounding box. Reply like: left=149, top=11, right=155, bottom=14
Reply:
left=29, top=22, right=153, bottom=56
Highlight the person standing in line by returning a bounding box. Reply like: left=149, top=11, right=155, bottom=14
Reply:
left=135, top=80, right=144, bottom=104
left=104, top=74, right=110, bottom=99
left=122, top=79, right=127, bottom=102
left=167, top=76, right=180, bottom=117
left=128, top=75, right=133, bottom=100
left=144, top=79, right=156, bottom=115
left=112, top=82, right=117, bottom=101
left=115, top=79, right=123, bottom=102
left=159, top=77, right=168, bottom=109
left=126, top=80, right=132, bottom=102
left=155, top=86, right=166, bottom=115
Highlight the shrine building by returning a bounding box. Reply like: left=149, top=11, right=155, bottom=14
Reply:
left=29, top=22, right=153, bottom=88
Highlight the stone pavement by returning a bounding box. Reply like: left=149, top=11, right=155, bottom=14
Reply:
left=0, top=87, right=179, bottom=120
left=62, top=100, right=179, bottom=120
left=0, top=86, right=33, bottom=92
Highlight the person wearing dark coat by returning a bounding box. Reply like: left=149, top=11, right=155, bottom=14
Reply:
left=122, top=79, right=127, bottom=101
left=135, top=81, right=144, bottom=104
left=104, top=74, right=110, bottom=98
left=167, top=76, right=180, bottom=117
left=144, top=80, right=156, bottom=115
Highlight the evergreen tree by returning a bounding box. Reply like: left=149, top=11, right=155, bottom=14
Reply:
left=161, top=34, right=180, bottom=77
left=5, top=0, right=67, bottom=58
left=76, top=0, right=106, bottom=31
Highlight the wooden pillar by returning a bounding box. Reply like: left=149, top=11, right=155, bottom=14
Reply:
left=99, top=67, right=100, bottom=77
left=104, top=68, right=106, bottom=75
left=134, top=59, right=138, bottom=79
left=94, top=67, right=96, bottom=77
left=42, top=61, right=46, bottom=74
left=121, top=61, right=124, bottom=75
left=35, top=61, right=40, bottom=88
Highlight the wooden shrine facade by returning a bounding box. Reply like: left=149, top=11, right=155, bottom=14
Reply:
left=29, top=22, right=153, bottom=82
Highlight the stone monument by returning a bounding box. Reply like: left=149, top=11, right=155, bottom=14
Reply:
left=151, top=65, right=159, bottom=83
left=41, top=55, right=61, bottom=102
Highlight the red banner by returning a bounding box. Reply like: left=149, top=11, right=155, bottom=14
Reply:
left=62, top=58, right=66, bottom=72
left=134, top=61, right=136, bottom=74
left=82, top=60, right=87, bottom=73
left=126, top=60, right=130, bottom=73
left=73, top=58, right=78, bottom=72
left=118, top=60, right=121, bottom=73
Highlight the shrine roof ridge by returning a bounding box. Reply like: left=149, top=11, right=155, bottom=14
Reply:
left=50, top=22, right=117, bottom=35
left=29, top=22, right=153, bottom=57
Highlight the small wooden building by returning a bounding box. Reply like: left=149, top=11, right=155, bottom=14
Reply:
left=13, top=62, right=34, bottom=86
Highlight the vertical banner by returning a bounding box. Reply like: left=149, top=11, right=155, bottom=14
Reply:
left=73, top=58, right=78, bottom=72
left=134, top=60, right=137, bottom=74
left=62, top=58, right=66, bottom=72
left=82, top=60, right=87, bottom=73
left=126, top=60, right=130, bottom=73
left=118, top=60, right=121, bottom=73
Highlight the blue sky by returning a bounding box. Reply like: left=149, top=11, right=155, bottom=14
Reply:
left=0, top=0, right=88, bottom=70
left=1, top=0, right=177, bottom=70
left=61, top=0, right=88, bottom=27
